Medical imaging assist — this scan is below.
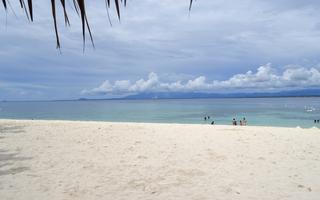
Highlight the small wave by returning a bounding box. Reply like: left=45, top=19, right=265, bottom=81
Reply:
left=305, top=106, right=316, bottom=112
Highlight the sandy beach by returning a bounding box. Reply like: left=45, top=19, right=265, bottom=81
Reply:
left=0, top=119, right=319, bottom=200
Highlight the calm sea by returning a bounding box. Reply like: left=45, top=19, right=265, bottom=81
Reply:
left=0, top=97, right=320, bottom=128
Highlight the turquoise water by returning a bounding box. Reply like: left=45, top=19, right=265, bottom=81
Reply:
left=0, top=98, right=320, bottom=128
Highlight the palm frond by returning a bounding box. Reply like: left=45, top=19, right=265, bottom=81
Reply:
left=1, top=0, right=194, bottom=49
left=189, top=0, right=193, bottom=11
left=27, top=0, right=33, bottom=21
left=2, top=0, right=7, bottom=10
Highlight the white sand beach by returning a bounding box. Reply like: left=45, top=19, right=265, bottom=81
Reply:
left=0, top=119, right=319, bottom=200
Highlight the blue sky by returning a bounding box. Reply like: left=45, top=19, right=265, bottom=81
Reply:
left=1, top=0, right=320, bottom=100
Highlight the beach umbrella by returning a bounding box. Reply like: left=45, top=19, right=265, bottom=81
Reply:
left=1, top=0, right=194, bottom=49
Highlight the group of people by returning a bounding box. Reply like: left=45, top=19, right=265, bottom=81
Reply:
left=204, top=116, right=215, bottom=125
left=204, top=115, right=248, bottom=126
left=232, top=117, right=247, bottom=126
left=314, top=119, right=320, bottom=124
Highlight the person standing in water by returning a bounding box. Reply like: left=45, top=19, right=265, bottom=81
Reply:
left=243, top=117, right=247, bottom=126
left=232, top=118, right=237, bottom=126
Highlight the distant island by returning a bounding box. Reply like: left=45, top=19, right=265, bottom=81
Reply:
left=79, top=89, right=320, bottom=101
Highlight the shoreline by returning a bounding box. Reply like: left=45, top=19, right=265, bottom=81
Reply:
left=0, top=118, right=319, bottom=130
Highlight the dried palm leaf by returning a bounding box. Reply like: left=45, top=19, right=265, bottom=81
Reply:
left=2, top=0, right=6, bottom=10
left=1, top=0, right=194, bottom=49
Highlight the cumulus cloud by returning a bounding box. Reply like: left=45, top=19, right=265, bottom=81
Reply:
left=82, top=64, right=320, bottom=95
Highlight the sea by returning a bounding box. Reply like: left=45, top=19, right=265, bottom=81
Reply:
left=0, top=97, right=320, bottom=128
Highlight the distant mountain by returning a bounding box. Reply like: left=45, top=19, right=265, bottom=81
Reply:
left=122, top=89, right=320, bottom=100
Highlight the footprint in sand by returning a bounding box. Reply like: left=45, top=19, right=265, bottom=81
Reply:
left=134, top=141, right=142, bottom=145
left=207, top=149, right=227, bottom=161
left=297, top=185, right=312, bottom=192
left=137, top=155, right=148, bottom=159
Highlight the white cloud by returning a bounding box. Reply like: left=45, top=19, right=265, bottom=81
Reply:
left=83, top=63, right=320, bottom=95
left=129, top=72, right=160, bottom=92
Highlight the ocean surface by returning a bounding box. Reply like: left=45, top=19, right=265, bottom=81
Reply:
left=0, top=97, right=320, bottom=128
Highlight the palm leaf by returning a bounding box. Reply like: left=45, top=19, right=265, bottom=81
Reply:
left=51, top=0, right=60, bottom=49
left=27, top=0, right=33, bottom=21
left=60, top=0, right=70, bottom=26
left=114, top=0, right=120, bottom=20
left=1, top=0, right=194, bottom=49
left=2, top=0, right=7, bottom=10
left=189, top=0, right=193, bottom=11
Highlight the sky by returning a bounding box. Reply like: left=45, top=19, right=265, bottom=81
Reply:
left=1, top=0, right=320, bottom=100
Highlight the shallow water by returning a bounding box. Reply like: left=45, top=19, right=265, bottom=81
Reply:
left=0, top=97, right=320, bottom=128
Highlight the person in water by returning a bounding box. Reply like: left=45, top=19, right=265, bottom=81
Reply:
left=211, top=120, right=215, bottom=125
left=243, top=117, right=247, bottom=126
left=315, top=119, right=317, bottom=124
left=204, top=116, right=207, bottom=121
left=232, top=118, right=237, bottom=126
